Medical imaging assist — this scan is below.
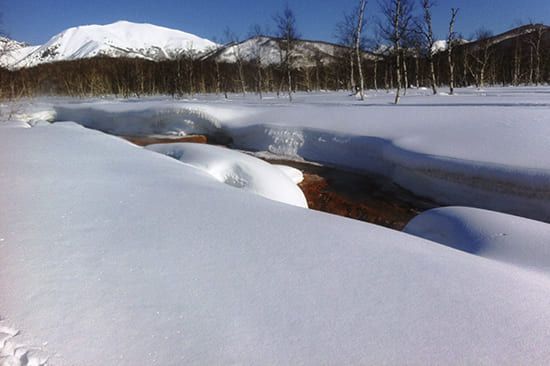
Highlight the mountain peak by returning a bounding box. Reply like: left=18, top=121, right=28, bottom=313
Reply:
left=1, top=21, right=218, bottom=69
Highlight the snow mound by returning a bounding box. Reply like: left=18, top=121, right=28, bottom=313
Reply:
left=146, top=143, right=308, bottom=208
left=274, top=165, right=304, bottom=184
left=404, top=207, right=550, bottom=274
left=4, top=21, right=218, bottom=69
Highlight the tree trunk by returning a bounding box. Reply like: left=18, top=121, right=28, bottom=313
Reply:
left=415, top=56, right=420, bottom=88
left=429, top=58, right=437, bottom=94
left=448, top=51, right=455, bottom=94
left=287, top=67, right=292, bottom=102
left=395, top=51, right=402, bottom=104
left=402, top=55, right=408, bottom=95
left=374, top=60, right=378, bottom=91
left=355, top=0, right=367, bottom=100
left=349, top=52, right=355, bottom=92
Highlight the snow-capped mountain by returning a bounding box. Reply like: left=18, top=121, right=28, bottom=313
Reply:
left=0, top=37, right=40, bottom=68
left=1, top=37, right=28, bottom=52
left=1, top=21, right=218, bottom=69
left=206, top=36, right=379, bottom=68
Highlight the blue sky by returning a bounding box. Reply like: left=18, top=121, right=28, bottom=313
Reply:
left=4, top=0, right=550, bottom=45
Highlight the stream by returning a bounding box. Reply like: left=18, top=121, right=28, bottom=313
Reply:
left=123, top=135, right=438, bottom=230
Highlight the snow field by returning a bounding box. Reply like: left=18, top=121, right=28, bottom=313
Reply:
left=2, top=122, right=550, bottom=364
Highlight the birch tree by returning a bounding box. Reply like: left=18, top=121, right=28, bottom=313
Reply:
left=526, top=23, right=546, bottom=86
left=379, top=0, right=414, bottom=104
left=224, top=28, right=247, bottom=95
left=335, top=12, right=358, bottom=93
left=447, top=8, right=459, bottom=94
left=274, top=4, right=299, bottom=102
left=355, top=0, right=368, bottom=100
left=468, top=28, right=493, bottom=88
left=416, top=0, right=437, bottom=94
left=249, top=24, right=265, bottom=99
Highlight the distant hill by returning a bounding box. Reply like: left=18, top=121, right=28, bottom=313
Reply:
left=203, top=36, right=380, bottom=68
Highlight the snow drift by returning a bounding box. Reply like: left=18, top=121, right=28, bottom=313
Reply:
left=404, top=206, right=550, bottom=274
left=146, top=143, right=308, bottom=208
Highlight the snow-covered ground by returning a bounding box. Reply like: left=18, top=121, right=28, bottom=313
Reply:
left=405, top=206, right=550, bottom=275
left=3, top=121, right=550, bottom=365
left=2, top=87, right=550, bottom=364
left=10, top=86, right=550, bottom=221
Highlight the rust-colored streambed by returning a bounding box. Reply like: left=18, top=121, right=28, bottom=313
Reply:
left=124, top=135, right=437, bottom=230
left=267, top=159, right=437, bottom=230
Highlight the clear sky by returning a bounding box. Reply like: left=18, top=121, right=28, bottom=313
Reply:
left=3, top=0, right=550, bottom=45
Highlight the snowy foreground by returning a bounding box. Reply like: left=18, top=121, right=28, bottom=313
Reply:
left=2, top=87, right=550, bottom=364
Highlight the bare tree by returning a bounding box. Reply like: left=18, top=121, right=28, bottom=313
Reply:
left=467, top=28, right=493, bottom=88
left=355, top=0, right=368, bottom=100
left=525, top=23, right=546, bottom=86
left=416, top=0, right=437, bottom=95
left=274, top=4, right=300, bottom=102
left=379, top=0, right=414, bottom=104
left=335, top=12, right=358, bottom=92
left=248, top=24, right=266, bottom=99
left=224, top=28, right=247, bottom=95
left=447, top=8, right=459, bottom=94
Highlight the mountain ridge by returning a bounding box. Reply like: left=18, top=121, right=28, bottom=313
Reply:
left=1, top=20, right=218, bottom=69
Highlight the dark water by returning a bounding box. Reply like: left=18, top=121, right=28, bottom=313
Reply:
left=266, top=159, right=438, bottom=230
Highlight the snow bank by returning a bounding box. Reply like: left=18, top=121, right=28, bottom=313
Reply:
left=55, top=102, right=227, bottom=139
left=404, top=206, right=550, bottom=274
left=45, top=87, right=550, bottom=221
left=146, top=143, right=307, bottom=208
left=3, top=123, right=550, bottom=364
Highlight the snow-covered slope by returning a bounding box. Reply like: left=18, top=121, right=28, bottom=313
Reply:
left=0, top=37, right=39, bottom=68
left=3, top=21, right=218, bottom=69
left=3, top=123, right=550, bottom=364
left=404, top=207, right=550, bottom=274
left=146, top=143, right=308, bottom=208
left=208, top=36, right=379, bottom=67
left=0, top=37, right=27, bottom=52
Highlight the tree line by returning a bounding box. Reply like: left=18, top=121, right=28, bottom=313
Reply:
left=0, top=0, right=549, bottom=101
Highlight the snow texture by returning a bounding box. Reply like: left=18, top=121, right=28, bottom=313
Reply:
left=146, top=143, right=308, bottom=208
left=404, top=206, right=550, bottom=275
left=3, top=123, right=550, bottom=364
